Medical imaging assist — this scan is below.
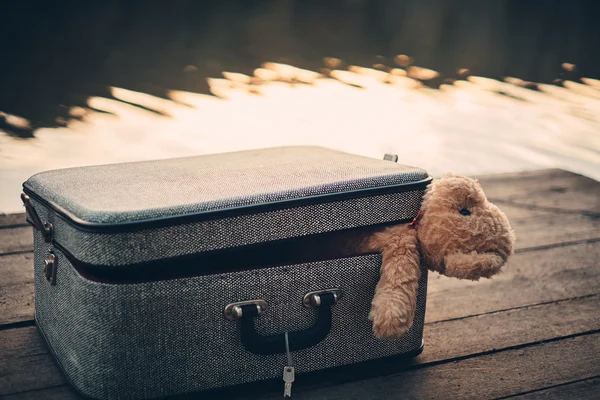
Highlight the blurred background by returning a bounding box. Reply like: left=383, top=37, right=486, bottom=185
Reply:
left=1, top=0, right=599, bottom=213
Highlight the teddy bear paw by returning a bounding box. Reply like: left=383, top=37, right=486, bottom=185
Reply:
left=368, top=306, right=413, bottom=339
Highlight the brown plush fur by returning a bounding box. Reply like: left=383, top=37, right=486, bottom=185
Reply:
left=360, top=225, right=421, bottom=339
left=357, top=174, right=515, bottom=339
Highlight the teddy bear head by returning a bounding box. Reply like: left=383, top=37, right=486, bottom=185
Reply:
left=415, top=174, right=515, bottom=280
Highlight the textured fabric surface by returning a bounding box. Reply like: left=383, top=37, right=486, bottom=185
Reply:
left=34, top=233, right=428, bottom=400
left=30, top=189, right=425, bottom=267
left=24, top=146, right=428, bottom=224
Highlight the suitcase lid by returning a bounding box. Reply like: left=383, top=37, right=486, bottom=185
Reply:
left=22, top=146, right=431, bottom=267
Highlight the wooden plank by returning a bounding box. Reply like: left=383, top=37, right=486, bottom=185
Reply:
left=4, top=332, right=598, bottom=399
left=422, top=295, right=600, bottom=363
left=0, top=353, right=64, bottom=397
left=2, top=293, right=598, bottom=397
left=0, top=284, right=35, bottom=326
left=6, top=378, right=600, bottom=400
left=427, top=239, right=600, bottom=294
left=0, top=226, right=33, bottom=254
left=0, top=253, right=34, bottom=288
left=271, top=333, right=600, bottom=400
left=506, top=376, right=600, bottom=400
left=477, top=169, right=600, bottom=214
left=0, top=213, right=26, bottom=229
left=500, top=207, right=599, bottom=251
left=426, top=242, right=600, bottom=322
left=0, top=253, right=35, bottom=326
left=2, top=386, right=79, bottom=400
left=477, top=169, right=596, bottom=198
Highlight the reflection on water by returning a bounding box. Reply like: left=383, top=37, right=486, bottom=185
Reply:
left=1, top=60, right=599, bottom=212
left=1, top=1, right=600, bottom=212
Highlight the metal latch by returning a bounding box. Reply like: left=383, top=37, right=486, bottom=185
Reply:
left=44, top=251, right=57, bottom=285
left=21, top=193, right=53, bottom=243
left=383, top=153, right=399, bottom=162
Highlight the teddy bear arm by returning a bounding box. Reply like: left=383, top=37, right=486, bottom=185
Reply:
left=443, top=252, right=506, bottom=280
left=369, top=278, right=420, bottom=339
left=368, top=230, right=421, bottom=339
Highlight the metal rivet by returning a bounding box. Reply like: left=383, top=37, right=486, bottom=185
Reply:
left=231, top=306, right=243, bottom=320
left=302, top=288, right=343, bottom=308
left=310, top=294, right=321, bottom=307
left=223, top=300, right=267, bottom=321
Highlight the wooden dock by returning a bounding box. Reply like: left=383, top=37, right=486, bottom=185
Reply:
left=1, top=169, right=599, bottom=399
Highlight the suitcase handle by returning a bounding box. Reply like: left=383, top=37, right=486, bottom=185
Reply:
left=228, top=290, right=341, bottom=355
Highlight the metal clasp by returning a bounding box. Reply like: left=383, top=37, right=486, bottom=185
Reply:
left=224, top=299, right=267, bottom=321
left=44, top=251, right=57, bottom=285
left=302, top=288, right=343, bottom=308
left=21, top=193, right=53, bottom=243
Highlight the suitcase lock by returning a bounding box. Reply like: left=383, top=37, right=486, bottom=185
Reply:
left=43, top=251, right=57, bottom=285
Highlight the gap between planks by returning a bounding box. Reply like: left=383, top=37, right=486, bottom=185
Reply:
left=0, top=213, right=27, bottom=229
left=495, top=376, right=600, bottom=400
left=489, top=198, right=600, bottom=218
left=514, top=237, right=600, bottom=254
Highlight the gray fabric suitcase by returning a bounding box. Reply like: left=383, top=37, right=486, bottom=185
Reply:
left=21, top=146, right=431, bottom=400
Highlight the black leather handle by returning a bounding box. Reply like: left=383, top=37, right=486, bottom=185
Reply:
left=238, top=292, right=336, bottom=355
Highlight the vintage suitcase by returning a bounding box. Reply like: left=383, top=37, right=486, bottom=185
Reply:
left=22, top=146, right=431, bottom=399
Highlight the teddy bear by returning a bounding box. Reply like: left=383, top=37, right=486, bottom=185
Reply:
left=219, top=173, right=515, bottom=340
left=354, top=174, right=516, bottom=339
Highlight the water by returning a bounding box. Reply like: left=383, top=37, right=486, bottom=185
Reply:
left=1, top=1, right=599, bottom=213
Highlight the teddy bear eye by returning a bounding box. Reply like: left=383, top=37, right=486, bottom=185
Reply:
left=459, top=208, right=471, bottom=216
